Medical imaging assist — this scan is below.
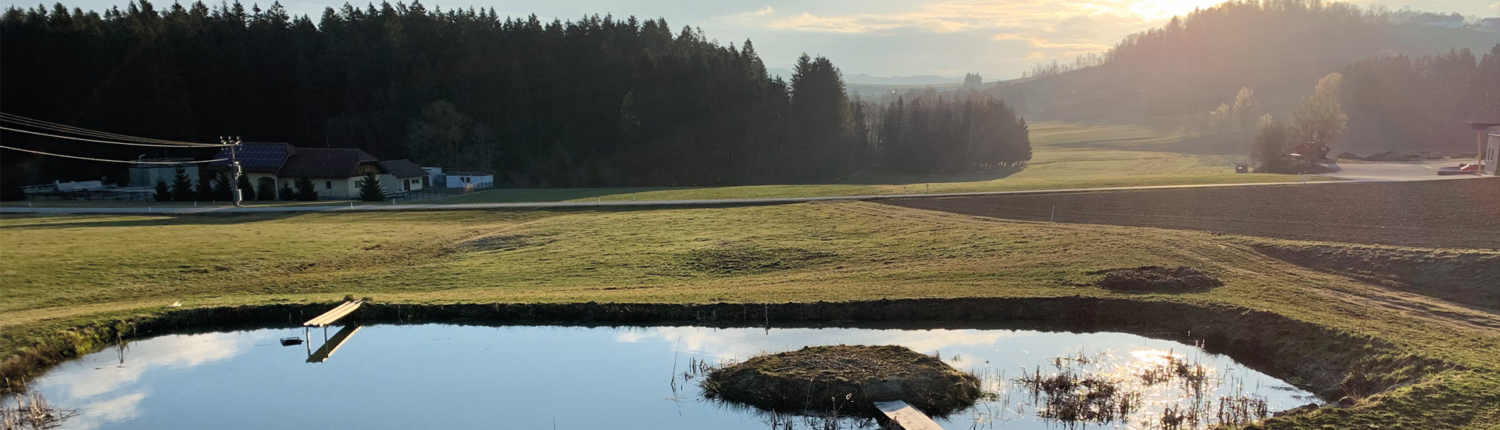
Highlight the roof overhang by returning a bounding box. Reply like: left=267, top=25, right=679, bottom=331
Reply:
left=1468, top=122, right=1500, bottom=131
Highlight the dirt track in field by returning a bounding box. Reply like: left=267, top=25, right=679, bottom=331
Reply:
left=884, top=177, right=1500, bottom=249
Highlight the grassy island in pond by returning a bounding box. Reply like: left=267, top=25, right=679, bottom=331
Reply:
left=703, top=345, right=981, bottom=416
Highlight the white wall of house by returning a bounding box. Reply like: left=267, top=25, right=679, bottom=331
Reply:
left=448, top=174, right=493, bottom=188
left=422, top=167, right=446, bottom=188
left=280, top=177, right=358, bottom=199
left=242, top=173, right=279, bottom=199
left=378, top=175, right=425, bottom=193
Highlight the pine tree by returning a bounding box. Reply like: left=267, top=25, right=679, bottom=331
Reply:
left=154, top=180, right=171, bottom=202
left=170, top=166, right=195, bottom=202
left=212, top=173, right=232, bottom=201
left=294, top=177, right=317, bottom=201
left=279, top=181, right=296, bottom=201
left=357, top=172, right=385, bottom=201
left=194, top=175, right=213, bottom=201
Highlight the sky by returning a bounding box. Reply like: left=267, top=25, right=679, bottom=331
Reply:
left=7, top=0, right=1498, bottom=79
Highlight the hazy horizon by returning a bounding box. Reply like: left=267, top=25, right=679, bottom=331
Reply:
left=3, top=0, right=1496, bottom=80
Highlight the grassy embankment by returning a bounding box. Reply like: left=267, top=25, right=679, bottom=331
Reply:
left=1, top=121, right=1319, bottom=207
left=1, top=202, right=1497, bottom=428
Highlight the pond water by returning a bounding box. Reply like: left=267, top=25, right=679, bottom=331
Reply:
left=16, top=324, right=1319, bottom=429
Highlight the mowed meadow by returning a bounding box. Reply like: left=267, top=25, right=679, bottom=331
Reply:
left=3, top=202, right=1496, bottom=358
left=435, top=121, right=1309, bottom=203
left=4, top=199, right=1500, bottom=428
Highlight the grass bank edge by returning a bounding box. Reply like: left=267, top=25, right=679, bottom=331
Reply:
left=3, top=296, right=1495, bottom=429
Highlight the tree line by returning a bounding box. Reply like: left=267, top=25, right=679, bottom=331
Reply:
left=1340, top=46, right=1500, bottom=150
left=1226, top=45, right=1498, bottom=164
left=997, top=0, right=1498, bottom=131
left=1, top=0, right=1031, bottom=192
left=858, top=91, right=1032, bottom=174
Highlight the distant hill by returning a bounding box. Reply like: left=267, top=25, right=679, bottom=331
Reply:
left=842, top=73, right=963, bottom=85
left=768, top=67, right=964, bottom=86
left=993, top=0, right=1498, bottom=127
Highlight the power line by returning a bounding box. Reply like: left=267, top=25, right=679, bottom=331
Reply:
left=0, top=126, right=229, bottom=148
left=0, top=112, right=226, bottom=147
left=0, top=112, right=220, bottom=146
left=0, top=145, right=227, bottom=164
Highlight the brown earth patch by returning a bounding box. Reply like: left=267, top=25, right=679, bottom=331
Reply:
left=678, top=244, right=835, bottom=275
left=1096, top=266, right=1223, bottom=293
left=882, top=178, right=1500, bottom=249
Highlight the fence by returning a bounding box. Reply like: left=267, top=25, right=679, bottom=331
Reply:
left=388, top=182, right=495, bottom=202
left=23, top=188, right=156, bottom=202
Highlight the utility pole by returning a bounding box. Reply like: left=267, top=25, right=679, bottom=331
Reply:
left=226, top=136, right=244, bottom=206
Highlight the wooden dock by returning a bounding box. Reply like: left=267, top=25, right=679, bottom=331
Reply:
left=307, top=325, right=361, bottom=363
left=873, top=400, right=943, bottom=430
left=303, top=301, right=362, bottom=327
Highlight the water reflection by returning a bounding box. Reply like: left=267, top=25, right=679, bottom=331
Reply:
left=19, top=324, right=1316, bottom=430
left=307, top=325, right=362, bottom=363
left=20, top=331, right=272, bottom=430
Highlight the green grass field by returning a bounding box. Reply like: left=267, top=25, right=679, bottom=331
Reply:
left=2, top=202, right=1498, bottom=428
left=433, top=121, right=1315, bottom=204
left=1, top=120, right=1487, bottom=428
left=4, top=121, right=1316, bottom=208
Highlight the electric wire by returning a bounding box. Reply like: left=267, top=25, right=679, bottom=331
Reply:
left=0, top=113, right=228, bottom=147
left=0, top=126, right=231, bottom=148
left=0, top=145, right=228, bottom=164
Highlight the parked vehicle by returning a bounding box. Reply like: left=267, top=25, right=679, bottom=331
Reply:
left=1437, top=163, right=1479, bottom=175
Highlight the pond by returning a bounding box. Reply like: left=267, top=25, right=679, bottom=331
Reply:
left=14, top=324, right=1319, bottom=429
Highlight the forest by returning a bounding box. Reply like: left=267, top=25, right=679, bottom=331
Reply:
left=1339, top=47, right=1500, bottom=151
left=995, top=0, right=1499, bottom=150
left=0, top=1, right=1032, bottom=189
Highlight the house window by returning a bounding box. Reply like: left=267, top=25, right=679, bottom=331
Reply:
left=325, top=181, right=332, bottom=190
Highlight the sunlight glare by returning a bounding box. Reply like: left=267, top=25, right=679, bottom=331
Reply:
left=1116, top=0, right=1228, bottom=20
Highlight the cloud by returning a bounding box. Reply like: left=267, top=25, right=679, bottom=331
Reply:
left=708, top=0, right=1209, bottom=70
left=991, top=33, right=1112, bottom=52
left=43, top=332, right=261, bottom=400
left=67, top=392, right=147, bottom=430
left=28, top=331, right=272, bottom=429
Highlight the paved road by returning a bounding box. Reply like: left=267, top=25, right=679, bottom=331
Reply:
left=1326, top=160, right=1477, bottom=182
left=0, top=180, right=1360, bottom=215
left=1, top=171, right=1488, bottom=215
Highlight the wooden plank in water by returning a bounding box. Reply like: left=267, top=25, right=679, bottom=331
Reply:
left=303, top=301, right=362, bottom=327
left=307, top=325, right=361, bottom=363
left=874, top=400, right=943, bottom=430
